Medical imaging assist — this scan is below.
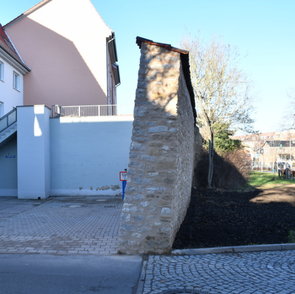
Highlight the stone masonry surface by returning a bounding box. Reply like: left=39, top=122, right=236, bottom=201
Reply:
left=0, top=196, right=122, bottom=255
left=172, top=67, right=195, bottom=233
left=141, top=251, right=295, bottom=294
left=119, top=41, right=197, bottom=254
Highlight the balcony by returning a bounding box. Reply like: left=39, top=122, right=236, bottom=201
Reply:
left=51, top=104, right=117, bottom=118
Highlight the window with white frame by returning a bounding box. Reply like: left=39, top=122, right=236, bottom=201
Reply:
left=0, top=61, right=3, bottom=81
left=13, top=71, right=20, bottom=91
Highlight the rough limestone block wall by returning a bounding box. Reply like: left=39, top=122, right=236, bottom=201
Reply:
left=172, top=68, right=195, bottom=232
left=119, top=42, right=196, bottom=254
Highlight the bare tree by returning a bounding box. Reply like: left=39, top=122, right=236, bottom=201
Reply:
left=182, top=38, right=254, bottom=188
left=280, top=92, right=295, bottom=131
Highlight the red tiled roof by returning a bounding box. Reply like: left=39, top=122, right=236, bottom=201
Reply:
left=0, top=24, right=29, bottom=71
left=0, top=25, right=21, bottom=61
left=234, top=130, right=295, bottom=142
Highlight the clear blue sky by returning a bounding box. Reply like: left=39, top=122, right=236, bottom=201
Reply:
left=1, top=0, right=295, bottom=132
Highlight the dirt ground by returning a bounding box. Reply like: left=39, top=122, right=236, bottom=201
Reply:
left=173, top=185, right=295, bottom=249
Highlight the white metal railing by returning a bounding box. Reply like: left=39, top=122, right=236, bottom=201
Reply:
left=0, top=108, right=17, bottom=133
left=52, top=104, right=117, bottom=117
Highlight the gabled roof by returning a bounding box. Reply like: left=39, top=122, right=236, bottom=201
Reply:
left=136, top=36, right=196, bottom=122
left=0, top=24, right=30, bottom=73
left=235, top=130, right=295, bottom=142
left=0, top=24, right=22, bottom=62
left=136, top=36, right=189, bottom=55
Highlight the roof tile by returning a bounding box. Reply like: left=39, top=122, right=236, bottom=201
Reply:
left=0, top=24, right=23, bottom=63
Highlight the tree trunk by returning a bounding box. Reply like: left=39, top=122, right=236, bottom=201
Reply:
left=208, top=130, right=214, bottom=188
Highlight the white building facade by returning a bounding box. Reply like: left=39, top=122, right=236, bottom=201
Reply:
left=0, top=25, right=29, bottom=116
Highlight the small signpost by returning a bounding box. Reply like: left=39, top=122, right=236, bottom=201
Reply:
left=119, top=169, right=128, bottom=200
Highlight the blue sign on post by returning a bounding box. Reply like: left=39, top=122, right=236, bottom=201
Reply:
left=119, top=169, right=128, bottom=200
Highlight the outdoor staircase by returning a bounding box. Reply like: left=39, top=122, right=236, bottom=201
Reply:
left=0, top=108, right=17, bottom=146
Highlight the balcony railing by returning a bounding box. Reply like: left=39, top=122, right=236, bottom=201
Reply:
left=0, top=108, right=17, bottom=133
left=51, top=104, right=117, bottom=117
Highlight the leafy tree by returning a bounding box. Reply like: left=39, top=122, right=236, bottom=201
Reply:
left=182, top=38, right=254, bottom=188
left=214, top=123, right=241, bottom=153
left=203, top=123, right=241, bottom=153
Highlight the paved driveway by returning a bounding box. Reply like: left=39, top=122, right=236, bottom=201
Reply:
left=2, top=196, right=295, bottom=294
left=0, top=196, right=122, bottom=255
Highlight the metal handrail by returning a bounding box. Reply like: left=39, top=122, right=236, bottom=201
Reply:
left=0, top=108, right=17, bottom=133
left=51, top=104, right=117, bottom=117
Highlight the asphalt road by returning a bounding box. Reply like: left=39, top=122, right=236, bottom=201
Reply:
left=0, top=254, right=142, bottom=294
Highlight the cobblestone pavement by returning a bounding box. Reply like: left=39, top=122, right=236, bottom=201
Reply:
left=0, top=196, right=122, bottom=255
left=141, top=250, right=295, bottom=294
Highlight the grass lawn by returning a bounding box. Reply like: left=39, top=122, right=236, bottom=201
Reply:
left=248, top=171, right=295, bottom=188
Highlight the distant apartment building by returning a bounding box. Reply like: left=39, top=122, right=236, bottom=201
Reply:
left=236, top=130, right=295, bottom=171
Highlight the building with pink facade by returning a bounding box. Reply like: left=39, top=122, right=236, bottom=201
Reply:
left=4, top=0, right=120, bottom=110
left=0, top=0, right=130, bottom=200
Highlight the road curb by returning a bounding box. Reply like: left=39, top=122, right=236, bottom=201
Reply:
left=135, top=257, right=148, bottom=294
left=172, top=243, right=295, bottom=255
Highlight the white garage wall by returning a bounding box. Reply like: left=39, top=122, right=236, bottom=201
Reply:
left=50, top=116, right=133, bottom=196
left=17, top=105, right=51, bottom=199
left=0, top=136, right=17, bottom=196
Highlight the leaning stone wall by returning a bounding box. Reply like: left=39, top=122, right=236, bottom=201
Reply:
left=172, top=67, right=195, bottom=234
left=119, top=42, right=196, bottom=254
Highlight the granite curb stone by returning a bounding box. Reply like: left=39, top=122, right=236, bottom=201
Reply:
left=172, top=243, right=295, bottom=255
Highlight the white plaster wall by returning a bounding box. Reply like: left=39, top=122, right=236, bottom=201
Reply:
left=0, top=136, right=17, bottom=196
left=0, top=57, right=23, bottom=115
left=17, top=105, right=51, bottom=199
left=50, top=116, right=133, bottom=196
left=44, top=106, right=51, bottom=197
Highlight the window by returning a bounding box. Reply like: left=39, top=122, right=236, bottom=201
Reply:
left=13, top=71, right=20, bottom=91
left=267, top=140, right=293, bottom=147
left=0, top=61, right=3, bottom=81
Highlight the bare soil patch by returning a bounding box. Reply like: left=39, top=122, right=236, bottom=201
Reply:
left=173, top=186, right=295, bottom=249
